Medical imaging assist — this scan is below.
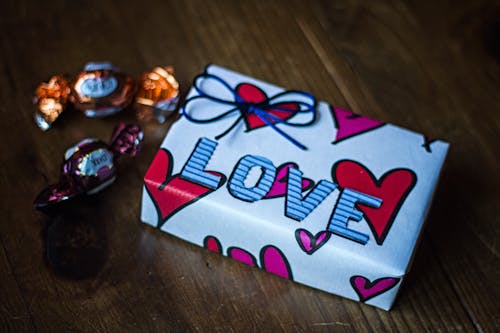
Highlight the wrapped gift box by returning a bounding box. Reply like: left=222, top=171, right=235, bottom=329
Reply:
left=140, top=65, right=449, bottom=310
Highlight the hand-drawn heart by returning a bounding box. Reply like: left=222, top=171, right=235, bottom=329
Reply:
left=260, top=245, right=293, bottom=280
left=263, top=162, right=314, bottom=199
left=236, top=83, right=299, bottom=131
left=331, top=106, right=384, bottom=144
left=144, top=149, right=226, bottom=229
left=203, top=236, right=294, bottom=280
left=228, top=247, right=258, bottom=267
left=229, top=245, right=293, bottom=280
left=295, top=229, right=331, bottom=255
left=332, top=160, right=417, bottom=245
left=203, top=236, right=223, bottom=254
left=350, top=275, right=400, bottom=302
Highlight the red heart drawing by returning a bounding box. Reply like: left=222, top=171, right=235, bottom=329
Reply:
left=236, top=83, right=299, bottom=131
left=144, top=149, right=226, bottom=229
left=263, top=162, right=314, bottom=199
left=332, top=160, right=417, bottom=245
left=331, top=106, right=384, bottom=144
left=350, top=275, right=400, bottom=302
left=295, top=229, right=331, bottom=255
left=204, top=236, right=223, bottom=254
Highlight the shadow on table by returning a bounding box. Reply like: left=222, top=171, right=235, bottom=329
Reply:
left=40, top=195, right=108, bottom=280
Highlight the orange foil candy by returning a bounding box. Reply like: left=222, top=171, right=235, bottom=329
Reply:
left=70, top=62, right=136, bottom=118
left=135, top=66, right=180, bottom=123
left=33, top=75, right=71, bottom=131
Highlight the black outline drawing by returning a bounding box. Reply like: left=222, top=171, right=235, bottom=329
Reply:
left=422, top=136, right=437, bottom=153
left=295, top=228, right=331, bottom=255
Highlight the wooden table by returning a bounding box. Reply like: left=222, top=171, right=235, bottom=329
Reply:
left=1, top=0, right=498, bottom=332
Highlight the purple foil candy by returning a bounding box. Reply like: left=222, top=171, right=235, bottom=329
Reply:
left=34, top=123, right=143, bottom=210
left=109, top=123, right=143, bottom=157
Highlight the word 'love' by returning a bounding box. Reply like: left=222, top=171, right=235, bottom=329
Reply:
left=180, top=137, right=382, bottom=244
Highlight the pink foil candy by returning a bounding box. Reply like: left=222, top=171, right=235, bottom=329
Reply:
left=109, top=123, right=143, bottom=156
left=34, top=123, right=143, bottom=210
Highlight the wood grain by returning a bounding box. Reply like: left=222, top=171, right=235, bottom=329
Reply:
left=0, top=0, right=498, bottom=332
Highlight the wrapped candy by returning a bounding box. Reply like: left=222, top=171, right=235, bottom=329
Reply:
left=33, top=75, right=71, bottom=131
left=134, top=66, right=180, bottom=123
left=70, top=62, right=136, bottom=118
left=34, top=123, right=143, bottom=210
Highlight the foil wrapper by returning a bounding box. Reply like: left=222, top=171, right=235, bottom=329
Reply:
left=134, top=66, right=180, bottom=123
left=33, top=75, right=71, bottom=131
left=70, top=62, right=136, bottom=118
left=34, top=123, right=143, bottom=210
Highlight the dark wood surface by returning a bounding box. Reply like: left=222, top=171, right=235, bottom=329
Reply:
left=1, top=0, right=499, bottom=332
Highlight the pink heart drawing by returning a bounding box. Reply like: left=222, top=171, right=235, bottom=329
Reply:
left=259, top=246, right=292, bottom=280
left=295, top=229, right=331, bottom=255
left=331, top=106, right=384, bottom=144
left=263, top=162, right=314, bottom=199
left=350, top=275, right=400, bottom=302
left=227, top=247, right=258, bottom=267
left=203, top=236, right=293, bottom=280
left=144, top=149, right=226, bottom=229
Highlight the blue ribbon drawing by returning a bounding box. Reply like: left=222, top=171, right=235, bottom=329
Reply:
left=181, top=72, right=317, bottom=150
